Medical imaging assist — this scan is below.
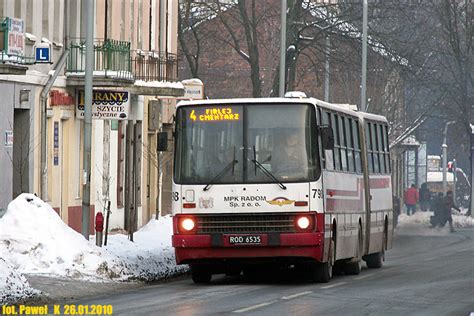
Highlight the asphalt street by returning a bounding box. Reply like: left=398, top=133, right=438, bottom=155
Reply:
left=62, top=227, right=474, bottom=316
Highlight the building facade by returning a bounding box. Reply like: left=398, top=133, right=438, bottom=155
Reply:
left=0, top=0, right=182, bottom=233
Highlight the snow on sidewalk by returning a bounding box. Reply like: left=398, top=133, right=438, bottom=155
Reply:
left=0, top=258, right=41, bottom=304
left=0, top=193, right=187, bottom=304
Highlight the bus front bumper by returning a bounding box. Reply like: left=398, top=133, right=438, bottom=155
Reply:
left=172, top=232, right=324, bottom=265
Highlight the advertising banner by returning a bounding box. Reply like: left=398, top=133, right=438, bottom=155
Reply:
left=7, top=17, right=25, bottom=56
left=76, top=90, right=130, bottom=120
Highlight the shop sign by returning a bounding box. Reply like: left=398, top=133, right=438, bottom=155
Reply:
left=50, top=90, right=75, bottom=106
left=76, top=90, right=129, bottom=120
left=53, top=122, right=59, bottom=166
left=4, top=130, right=13, bottom=147
left=181, top=79, right=204, bottom=100
left=6, top=17, right=25, bottom=56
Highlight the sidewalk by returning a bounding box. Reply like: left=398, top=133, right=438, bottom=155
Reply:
left=24, top=275, right=144, bottom=304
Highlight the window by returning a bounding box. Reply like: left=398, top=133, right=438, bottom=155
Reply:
left=331, top=113, right=341, bottom=170
left=338, top=116, right=347, bottom=171
left=383, top=125, right=391, bottom=173
left=378, top=124, right=386, bottom=173
left=366, top=123, right=374, bottom=173
left=322, top=110, right=333, bottom=171
left=345, top=118, right=355, bottom=172
left=352, top=120, right=362, bottom=173
left=365, top=121, right=391, bottom=174
left=174, top=104, right=321, bottom=184
left=371, top=123, right=380, bottom=173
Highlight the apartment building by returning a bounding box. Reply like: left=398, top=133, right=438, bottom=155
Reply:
left=0, top=0, right=183, bottom=233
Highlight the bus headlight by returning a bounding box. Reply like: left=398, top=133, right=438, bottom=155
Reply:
left=180, top=218, right=196, bottom=233
left=295, top=215, right=313, bottom=231
left=182, top=218, right=195, bottom=231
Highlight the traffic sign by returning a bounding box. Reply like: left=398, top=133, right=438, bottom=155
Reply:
left=35, top=45, right=51, bottom=63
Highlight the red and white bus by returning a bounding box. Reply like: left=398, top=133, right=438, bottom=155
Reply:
left=168, top=97, right=393, bottom=283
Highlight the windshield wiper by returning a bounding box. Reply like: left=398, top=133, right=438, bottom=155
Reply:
left=251, top=146, right=287, bottom=190
left=203, top=147, right=237, bottom=191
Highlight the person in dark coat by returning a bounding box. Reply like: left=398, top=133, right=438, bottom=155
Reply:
left=419, top=183, right=431, bottom=212
left=430, top=192, right=444, bottom=227
left=393, top=195, right=400, bottom=227
left=435, top=191, right=460, bottom=232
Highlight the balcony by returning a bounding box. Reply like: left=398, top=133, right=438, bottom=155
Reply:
left=0, top=17, right=34, bottom=75
left=66, top=38, right=183, bottom=97
left=66, top=39, right=134, bottom=86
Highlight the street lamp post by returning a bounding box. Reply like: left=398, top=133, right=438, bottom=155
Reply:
left=442, top=121, right=455, bottom=196
left=279, top=0, right=287, bottom=97
left=361, top=0, right=368, bottom=112
left=82, top=0, right=94, bottom=240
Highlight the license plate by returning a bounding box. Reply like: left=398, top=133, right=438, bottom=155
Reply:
left=228, top=235, right=262, bottom=245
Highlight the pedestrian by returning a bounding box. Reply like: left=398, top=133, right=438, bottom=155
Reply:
left=404, top=184, right=419, bottom=215
left=419, top=183, right=431, bottom=212
left=393, top=195, right=400, bottom=227
left=430, top=192, right=444, bottom=227
left=438, top=191, right=460, bottom=233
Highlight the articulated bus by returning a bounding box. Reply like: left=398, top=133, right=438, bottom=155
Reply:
left=168, top=97, right=393, bottom=283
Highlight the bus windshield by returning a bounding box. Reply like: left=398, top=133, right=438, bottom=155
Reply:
left=174, top=103, right=321, bottom=185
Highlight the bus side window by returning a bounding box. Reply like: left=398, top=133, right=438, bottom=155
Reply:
left=324, top=111, right=334, bottom=171
left=371, top=123, right=380, bottom=173
left=384, top=125, right=391, bottom=173
left=332, top=113, right=341, bottom=171
left=345, top=118, right=355, bottom=172
left=339, top=116, right=348, bottom=172
left=352, top=120, right=362, bottom=173
left=318, top=108, right=325, bottom=170
left=378, top=124, right=386, bottom=174
left=366, top=122, right=374, bottom=174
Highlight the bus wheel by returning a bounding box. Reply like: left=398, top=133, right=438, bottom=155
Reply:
left=365, top=230, right=386, bottom=269
left=191, top=266, right=212, bottom=284
left=344, top=227, right=362, bottom=275
left=316, top=239, right=334, bottom=283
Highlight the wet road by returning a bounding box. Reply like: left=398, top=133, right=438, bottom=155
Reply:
left=72, top=228, right=474, bottom=315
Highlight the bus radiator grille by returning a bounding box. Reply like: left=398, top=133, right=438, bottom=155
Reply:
left=197, top=214, right=295, bottom=234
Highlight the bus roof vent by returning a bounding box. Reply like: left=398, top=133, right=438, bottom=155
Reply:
left=334, top=103, right=358, bottom=111
left=284, top=91, right=307, bottom=98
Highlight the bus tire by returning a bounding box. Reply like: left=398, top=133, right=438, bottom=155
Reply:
left=344, top=226, right=362, bottom=275
left=191, top=267, right=212, bottom=284
left=317, top=239, right=334, bottom=283
left=365, top=229, right=386, bottom=269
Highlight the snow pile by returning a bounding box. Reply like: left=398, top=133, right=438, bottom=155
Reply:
left=0, top=258, right=41, bottom=304
left=0, top=194, right=116, bottom=279
left=0, top=194, right=187, bottom=303
left=96, top=218, right=188, bottom=281
left=396, top=210, right=474, bottom=236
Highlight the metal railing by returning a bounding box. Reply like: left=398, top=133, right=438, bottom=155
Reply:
left=131, top=51, right=178, bottom=82
left=66, top=38, right=133, bottom=80
left=0, top=51, right=35, bottom=65
left=0, top=17, right=36, bottom=66
left=66, top=38, right=179, bottom=83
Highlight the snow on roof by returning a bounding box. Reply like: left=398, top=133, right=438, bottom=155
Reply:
left=134, top=80, right=184, bottom=89
left=182, top=78, right=203, bottom=85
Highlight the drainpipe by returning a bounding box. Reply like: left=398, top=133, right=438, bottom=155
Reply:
left=40, top=50, right=70, bottom=201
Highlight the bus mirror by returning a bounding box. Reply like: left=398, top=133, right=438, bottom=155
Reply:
left=157, top=132, right=168, bottom=152
left=320, top=126, right=334, bottom=150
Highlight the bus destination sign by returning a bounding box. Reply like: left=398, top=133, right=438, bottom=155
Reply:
left=189, top=107, right=240, bottom=122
